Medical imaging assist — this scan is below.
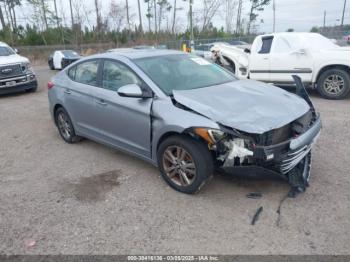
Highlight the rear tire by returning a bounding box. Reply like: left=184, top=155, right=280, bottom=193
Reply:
left=54, top=107, right=81, bottom=144
left=317, top=68, right=350, bottom=99
left=49, top=60, right=55, bottom=70
left=157, top=135, right=214, bottom=194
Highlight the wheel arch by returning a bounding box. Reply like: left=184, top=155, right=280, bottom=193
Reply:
left=315, top=64, right=350, bottom=83
left=53, top=103, right=64, bottom=126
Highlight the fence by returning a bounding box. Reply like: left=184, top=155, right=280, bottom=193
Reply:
left=14, top=32, right=349, bottom=65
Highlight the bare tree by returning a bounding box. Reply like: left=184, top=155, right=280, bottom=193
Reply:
left=94, top=0, right=102, bottom=34
left=157, top=0, right=171, bottom=31
left=247, top=0, right=270, bottom=34
left=200, top=0, right=222, bottom=32
left=171, top=0, right=176, bottom=34
left=68, top=0, right=74, bottom=28
left=225, top=0, right=237, bottom=33
left=153, top=0, right=157, bottom=33
left=109, top=0, right=126, bottom=32
left=125, top=0, right=130, bottom=29
left=144, top=0, right=153, bottom=32
left=236, top=0, right=242, bottom=34
left=0, top=4, right=6, bottom=29
left=137, top=0, right=143, bottom=32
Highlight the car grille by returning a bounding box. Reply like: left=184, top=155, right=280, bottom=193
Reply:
left=0, top=64, right=23, bottom=79
left=280, top=144, right=312, bottom=174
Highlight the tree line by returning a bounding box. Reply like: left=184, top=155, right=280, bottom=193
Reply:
left=0, top=0, right=272, bottom=46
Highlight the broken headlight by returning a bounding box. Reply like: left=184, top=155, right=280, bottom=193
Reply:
left=194, top=128, right=225, bottom=145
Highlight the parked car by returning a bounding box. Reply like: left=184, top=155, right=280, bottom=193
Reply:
left=212, top=32, right=350, bottom=99
left=0, top=42, right=37, bottom=95
left=48, top=50, right=321, bottom=195
left=194, top=42, right=228, bottom=59
left=48, top=50, right=81, bottom=70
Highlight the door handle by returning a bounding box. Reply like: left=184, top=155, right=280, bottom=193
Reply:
left=96, top=99, right=107, bottom=106
left=263, top=57, right=269, bottom=60
left=64, top=89, right=71, bottom=94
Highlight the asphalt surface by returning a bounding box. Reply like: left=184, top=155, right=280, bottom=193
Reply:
left=0, top=66, right=349, bottom=255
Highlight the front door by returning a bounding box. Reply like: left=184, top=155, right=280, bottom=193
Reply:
left=269, top=35, right=313, bottom=84
left=91, top=59, right=153, bottom=158
left=249, top=36, right=273, bottom=82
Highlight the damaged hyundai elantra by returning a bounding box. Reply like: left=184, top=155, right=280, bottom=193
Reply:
left=48, top=50, right=321, bottom=195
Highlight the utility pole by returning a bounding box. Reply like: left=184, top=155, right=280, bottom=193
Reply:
left=323, top=10, right=326, bottom=28
left=273, top=0, right=276, bottom=32
left=189, top=0, right=194, bottom=51
left=341, top=0, right=347, bottom=27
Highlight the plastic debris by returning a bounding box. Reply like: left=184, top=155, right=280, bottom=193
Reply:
left=251, top=206, right=263, bottom=225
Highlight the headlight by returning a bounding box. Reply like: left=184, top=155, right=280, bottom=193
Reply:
left=194, top=128, right=225, bottom=144
left=21, top=62, right=31, bottom=72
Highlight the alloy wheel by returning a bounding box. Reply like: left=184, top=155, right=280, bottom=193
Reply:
left=323, top=74, right=345, bottom=95
left=162, top=145, right=197, bottom=187
left=57, top=112, right=72, bottom=140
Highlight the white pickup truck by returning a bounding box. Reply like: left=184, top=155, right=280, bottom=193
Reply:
left=0, top=41, right=37, bottom=95
left=212, top=33, right=350, bottom=99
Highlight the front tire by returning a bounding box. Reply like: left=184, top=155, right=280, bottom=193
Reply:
left=54, top=107, right=81, bottom=143
left=157, top=135, right=214, bottom=194
left=317, top=68, right=350, bottom=99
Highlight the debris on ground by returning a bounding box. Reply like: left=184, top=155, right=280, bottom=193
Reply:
left=276, top=189, right=292, bottom=227
left=24, top=239, right=36, bottom=248
left=246, top=192, right=263, bottom=199
left=251, top=206, right=263, bottom=225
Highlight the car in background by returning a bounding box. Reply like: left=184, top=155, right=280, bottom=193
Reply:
left=212, top=32, right=350, bottom=99
left=194, top=42, right=229, bottom=59
left=0, top=41, right=37, bottom=95
left=48, top=50, right=321, bottom=195
left=48, top=50, right=81, bottom=70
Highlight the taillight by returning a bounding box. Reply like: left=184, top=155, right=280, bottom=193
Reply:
left=47, top=81, right=54, bottom=89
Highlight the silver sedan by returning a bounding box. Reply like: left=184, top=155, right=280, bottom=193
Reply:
left=48, top=50, right=321, bottom=195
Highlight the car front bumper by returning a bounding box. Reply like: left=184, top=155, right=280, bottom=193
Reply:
left=0, top=74, right=38, bottom=95
left=223, top=115, right=321, bottom=191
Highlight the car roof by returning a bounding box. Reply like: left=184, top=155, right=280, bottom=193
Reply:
left=100, top=49, right=185, bottom=60
left=0, top=42, right=10, bottom=47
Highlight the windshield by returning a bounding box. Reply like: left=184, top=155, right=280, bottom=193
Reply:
left=134, top=54, right=236, bottom=95
left=61, top=50, right=80, bottom=58
left=0, top=46, right=15, bottom=56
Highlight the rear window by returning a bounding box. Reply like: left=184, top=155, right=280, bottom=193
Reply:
left=67, top=60, right=99, bottom=86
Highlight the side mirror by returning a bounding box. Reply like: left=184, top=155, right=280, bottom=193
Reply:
left=244, top=48, right=251, bottom=54
left=14, top=48, right=19, bottom=54
left=117, top=84, right=152, bottom=98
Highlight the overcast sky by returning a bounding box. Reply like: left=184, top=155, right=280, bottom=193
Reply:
left=17, top=0, right=350, bottom=33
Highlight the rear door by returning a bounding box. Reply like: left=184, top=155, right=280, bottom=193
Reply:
left=91, top=59, right=153, bottom=158
left=63, top=59, right=101, bottom=137
left=249, top=36, right=273, bottom=81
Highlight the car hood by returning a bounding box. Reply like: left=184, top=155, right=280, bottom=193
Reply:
left=173, top=80, right=310, bottom=134
left=0, top=54, right=29, bottom=65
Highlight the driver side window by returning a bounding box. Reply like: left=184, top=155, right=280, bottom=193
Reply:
left=102, top=60, right=142, bottom=91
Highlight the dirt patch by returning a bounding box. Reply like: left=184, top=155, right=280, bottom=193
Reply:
left=63, top=170, right=121, bottom=202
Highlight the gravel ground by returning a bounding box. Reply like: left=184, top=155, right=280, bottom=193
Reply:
left=0, top=66, right=349, bottom=255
